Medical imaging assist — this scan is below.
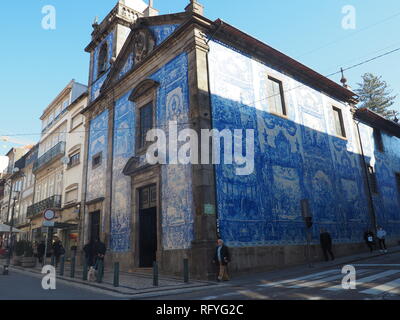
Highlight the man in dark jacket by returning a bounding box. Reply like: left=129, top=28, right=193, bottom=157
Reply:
left=320, top=229, right=335, bottom=261
left=83, top=240, right=96, bottom=267
left=37, top=241, right=45, bottom=264
left=213, top=239, right=231, bottom=282
left=94, top=239, right=106, bottom=266
left=364, top=230, right=375, bottom=253
left=52, top=237, right=64, bottom=267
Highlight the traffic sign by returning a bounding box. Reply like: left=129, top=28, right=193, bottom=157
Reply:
left=44, top=209, right=56, bottom=221
left=43, top=221, right=55, bottom=227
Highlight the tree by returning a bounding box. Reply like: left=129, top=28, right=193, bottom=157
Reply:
left=355, top=73, right=398, bottom=120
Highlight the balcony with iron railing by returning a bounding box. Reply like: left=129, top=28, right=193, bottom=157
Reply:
left=33, top=141, right=66, bottom=172
left=27, top=195, right=62, bottom=218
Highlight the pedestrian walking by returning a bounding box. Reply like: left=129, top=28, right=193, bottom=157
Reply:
left=213, top=239, right=231, bottom=282
left=83, top=240, right=96, bottom=267
left=94, top=238, right=106, bottom=268
left=377, top=226, right=388, bottom=253
left=37, top=240, right=45, bottom=264
left=52, top=237, right=63, bottom=267
left=364, top=230, right=375, bottom=253
left=319, top=229, right=335, bottom=261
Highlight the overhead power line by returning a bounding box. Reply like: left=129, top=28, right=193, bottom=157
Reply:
left=3, top=45, right=400, bottom=138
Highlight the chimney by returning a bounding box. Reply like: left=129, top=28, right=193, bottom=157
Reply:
left=185, top=0, right=204, bottom=16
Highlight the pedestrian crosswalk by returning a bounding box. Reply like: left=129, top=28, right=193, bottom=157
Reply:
left=257, top=268, right=400, bottom=296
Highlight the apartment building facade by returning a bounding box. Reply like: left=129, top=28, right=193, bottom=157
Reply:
left=28, top=80, right=87, bottom=258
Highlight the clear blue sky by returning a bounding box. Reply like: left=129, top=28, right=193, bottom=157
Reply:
left=0, top=0, right=399, bottom=155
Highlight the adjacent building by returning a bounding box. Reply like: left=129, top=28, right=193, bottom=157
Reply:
left=0, top=146, right=32, bottom=224
left=28, top=80, right=87, bottom=258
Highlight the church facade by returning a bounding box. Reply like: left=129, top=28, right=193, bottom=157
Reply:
left=79, top=0, right=400, bottom=279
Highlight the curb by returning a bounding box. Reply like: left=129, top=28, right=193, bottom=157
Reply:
left=7, top=265, right=217, bottom=298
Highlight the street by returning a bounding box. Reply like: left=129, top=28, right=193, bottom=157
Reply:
left=0, top=270, right=117, bottom=300
left=1, top=251, right=399, bottom=300
left=149, top=251, right=400, bottom=300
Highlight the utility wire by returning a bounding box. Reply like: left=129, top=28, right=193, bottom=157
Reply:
left=294, top=11, right=400, bottom=60
left=3, top=10, right=400, bottom=140
left=3, top=45, right=400, bottom=138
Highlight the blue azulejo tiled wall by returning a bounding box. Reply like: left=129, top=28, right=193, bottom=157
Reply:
left=111, top=91, right=135, bottom=252
left=149, top=24, right=180, bottom=46
left=208, top=39, right=373, bottom=247
left=358, top=123, right=400, bottom=236
left=87, top=110, right=109, bottom=202
left=118, top=53, right=134, bottom=81
left=151, top=53, right=194, bottom=250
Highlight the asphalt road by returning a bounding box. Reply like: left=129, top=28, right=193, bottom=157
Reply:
left=0, top=270, right=118, bottom=300
left=148, top=251, right=400, bottom=300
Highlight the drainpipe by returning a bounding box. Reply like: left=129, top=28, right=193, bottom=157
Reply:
left=355, top=119, right=377, bottom=233
left=205, top=20, right=224, bottom=238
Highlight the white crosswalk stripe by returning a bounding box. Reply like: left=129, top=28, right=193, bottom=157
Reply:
left=323, top=269, right=400, bottom=292
left=287, top=269, right=370, bottom=289
left=360, top=278, right=400, bottom=296
left=258, top=269, right=338, bottom=288
left=257, top=268, right=400, bottom=297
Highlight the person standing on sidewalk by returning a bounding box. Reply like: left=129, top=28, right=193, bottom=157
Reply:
left=83, top=240, right=96, bottom=267
left=94, top=238, right=106, bottom=268
left=377, top=226, right=388, bottom=253
left=364, top=230, right=375, bottom=253
left=213, top=239, right=231, bottom=282
left=37, top=240, right=45, bottom=264
left=319, top=229, right=335, bottom=261
left=52, top=237, right=63, bottom=268
left=93, top=238, right=106, bottom=282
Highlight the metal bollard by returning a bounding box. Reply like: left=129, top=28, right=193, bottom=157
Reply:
left=96, top=259, right=104, bottom=283
left=153, top=261, right=159, bottom=287
left=183, top=258, right=189, bottom=283
left=82, top=259, right=88, bottom=281
left=59, top=256, right=65, bottom=276
left=70, top=255, right=76, bottom=278
left=113, top=262, right=120, bottom=287
left=2, top=265, right=9, bottom=275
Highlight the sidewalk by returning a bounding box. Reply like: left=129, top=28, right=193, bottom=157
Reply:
left=4, top=260, right=217, bottom=298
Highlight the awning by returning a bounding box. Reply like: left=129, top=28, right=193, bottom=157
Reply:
left=0, top=224, right=22, bottom=233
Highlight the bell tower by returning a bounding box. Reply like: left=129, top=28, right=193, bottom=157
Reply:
left=85, top=0, right=158, bottom=101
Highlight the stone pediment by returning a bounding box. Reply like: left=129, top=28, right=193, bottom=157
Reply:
left=101, top=25, right=155, bottom=91
left=100, top=13, right=189, bottom=93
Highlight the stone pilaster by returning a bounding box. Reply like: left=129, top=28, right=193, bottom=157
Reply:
left=186, top=28, right=218, bottom=280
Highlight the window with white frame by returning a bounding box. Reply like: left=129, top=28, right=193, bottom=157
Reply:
left=267, top=76, right=287, bottom=116
left=65, top=188, right=78, bottom=204
left=332, top=106, right=346, bottom=138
